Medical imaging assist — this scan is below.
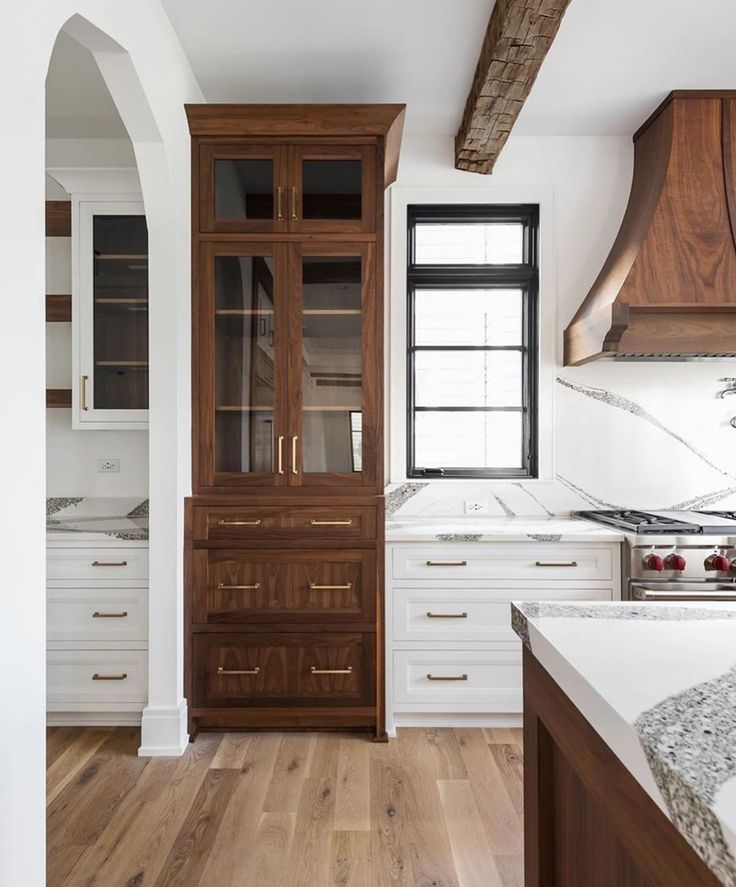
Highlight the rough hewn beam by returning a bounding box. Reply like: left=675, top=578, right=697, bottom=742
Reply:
left=456, top=0, right=572, bottom=174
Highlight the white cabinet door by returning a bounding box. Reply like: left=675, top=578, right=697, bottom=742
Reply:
left=72, top=196, right=148, bottom=429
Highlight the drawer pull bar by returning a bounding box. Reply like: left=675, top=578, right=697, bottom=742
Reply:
left=217, top=519, right=262, bottom=527
left=91, top=560, right=128, bottom=567
left=310, top=519, right=353, bottom=526
left=309, top=583, right=353, bottom=590
left=217, top=666, right=260, bottom=676
left=217, top=583, right=261, bottom=590
left=426, top=612, right=468, bottom=619
left=535, top=561, right=578, bottom=567
left=427, top=673, right=468, bottom=681
left=92, top=611, right=128, bottom=618
left=426, top=560, right=467, bottom=567
left=310, top=667, right=353, bottom=675
left=92, top=673, right=128, bottom=681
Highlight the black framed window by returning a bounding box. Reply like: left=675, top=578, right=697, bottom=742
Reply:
left=407, top=204, right=539, bottom=478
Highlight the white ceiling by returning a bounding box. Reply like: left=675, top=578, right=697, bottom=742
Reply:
left=46, top=31, right=128, bottom=139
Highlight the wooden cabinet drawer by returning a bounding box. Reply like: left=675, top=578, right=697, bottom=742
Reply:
left=193, top=549, right=375, bottom=624
left=47, top=547, right=149, bottom=581
left=192, top=632, right=374, bottom=707
left=47, top=650, right=148, bottom=707
left=393, top=649, right=521, bottom=712
left=47, top=587, right=148, bottom=642
left=193, top=505, right=376, bottom=543
left=391, top=545, right=613, bottom=582
left=392, top=586, right=614, bottom=643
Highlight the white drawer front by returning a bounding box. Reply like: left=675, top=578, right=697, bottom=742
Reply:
left=392, top=545, right=612, bottom=581
left=47, top=548, right=148, bottom=581
left=393, top=649, right=522, bottom=710
left=47, top=650, right=147, bottom=704
left=392, top=586, right=614, bottom=643
left=47, top=587, right=148, bottom=642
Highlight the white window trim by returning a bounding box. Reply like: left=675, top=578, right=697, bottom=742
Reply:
left=386, top=185, right=557, bottom=484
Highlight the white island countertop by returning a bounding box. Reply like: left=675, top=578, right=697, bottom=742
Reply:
left=386, top=516, right=624, bottom=543
left=512, top=600, right=736, bottom=886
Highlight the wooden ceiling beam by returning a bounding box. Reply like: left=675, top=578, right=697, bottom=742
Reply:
left=455, top=0, right=572, bottom=174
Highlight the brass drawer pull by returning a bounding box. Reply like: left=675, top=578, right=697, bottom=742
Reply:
left=217, top=666, right=260, bottom=676
left=92, top=560, right=128, bottom=567
left=81, top=374, right=89, bottom=411
left=216, top=519, right=262, bottom=527
left=535, top=561, right=578, bottom=567
left=277, top=435, right=284, bottom=475
left=291, top=186, right=298, bottom=221
left=276, top=186, right=284, bottom=221
left=426, top=612, right=468, bottom=619
left=310, top=519, right=353, bottom=526
left=310, top=666, right=353, bottom=675
left=92, top=673, right=128, bottom=681
left=309, top=583, right=353, bottom=590
left=427, top=673, right=468, bottom=681
left=217, top=583, right=261, bottom=590
left=291, top=435, right=299, bottom=475
left=92, top=611, right=128, bottom=618
left=426, top=560, right=467, bottom=567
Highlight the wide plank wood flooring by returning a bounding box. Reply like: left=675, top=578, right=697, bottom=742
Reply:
left=47, top=726, right=523, bottom=886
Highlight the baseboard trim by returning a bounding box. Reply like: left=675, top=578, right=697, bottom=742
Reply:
left=46, top=711, right=142, bottom=727
left=139, top=699, right=189, bottom=756
left=388, top=712, right=523, bottom=736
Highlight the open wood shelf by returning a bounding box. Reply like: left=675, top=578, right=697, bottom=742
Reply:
left=95, top=297, right=149, bottom=305
left=95, top=361, right=149, bottom=367
left=46, top=294, right=71, bottom=322
left=46, top=201, right=71, bottom=237
left=94, top=254, right=148, bottom=261
left=216, top=405, right=274, bottom=412
left=46, top=389, right=71, bottom=408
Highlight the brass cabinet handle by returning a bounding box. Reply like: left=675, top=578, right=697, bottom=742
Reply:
left=310, top=519, right=353, bottom=526
left=81, top=375, right=89, bottom=411
left=535, top=561, right=578, bottom=567
left=93, top=673, right=127, bottom=681
left=426, top=560, right=467, bottom=567
left=277, top=435, right=284, bottom=475
left=217, top=666, right=260, bottom=675
left=310, top=666, right=353, bottom=675
left=217, top=583, right=261, bottom=590
left=92, top=611, right=128, bottom=618
left=276, top=186, right=284, bottom=221
left=309, top=583, right=352, bottom=590
left=92, top=561, right=128, bottom=567
left=426, top=612, right=468, bottom=619
left=216, top=519, right=262, bottom=527
left=291, top=186, right=298, bottom=221
left=291, top=435, right=299, bottom=475
left=426, top=674, right=468, bottom=681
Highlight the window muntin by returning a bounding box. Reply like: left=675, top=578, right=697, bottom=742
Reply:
left=407, top=205, right=538, bottom=479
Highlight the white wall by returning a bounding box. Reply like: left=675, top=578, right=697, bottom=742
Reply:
left=387, top=136, right=736, bottom=517
left=0, top=6, right=201, bottom=886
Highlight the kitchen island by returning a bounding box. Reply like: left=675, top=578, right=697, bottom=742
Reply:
left=513, top=601, right=736, bottom=886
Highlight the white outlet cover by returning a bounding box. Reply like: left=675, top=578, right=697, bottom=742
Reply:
left=464, top=499, right=489, bottom=514
left=97, top=458, right=120, bottom=473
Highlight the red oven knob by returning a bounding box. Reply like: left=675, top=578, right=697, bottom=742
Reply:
left=643, top=553, right=664, bottom=571
left=664, top=553, right=687, bottom=571
left=705, top=553, right=731, bottom=572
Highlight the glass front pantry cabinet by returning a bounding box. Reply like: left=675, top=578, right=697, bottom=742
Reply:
left=185, top=104, right=405, bottom=740
left=72, top=197, right=149, bottom=429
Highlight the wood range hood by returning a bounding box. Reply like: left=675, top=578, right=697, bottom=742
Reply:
left=564, top=91, right=736, bottom=365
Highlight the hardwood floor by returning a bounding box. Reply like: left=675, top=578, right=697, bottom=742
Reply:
left=47, top=726, right=523, bottom=886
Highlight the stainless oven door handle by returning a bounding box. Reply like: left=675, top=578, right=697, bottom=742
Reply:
left=632, top=585, right=736, bottom=602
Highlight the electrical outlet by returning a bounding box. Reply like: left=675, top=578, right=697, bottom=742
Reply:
left=464, top=499, right=488, bottom=514
left=97, top=458, right=120, bottom=473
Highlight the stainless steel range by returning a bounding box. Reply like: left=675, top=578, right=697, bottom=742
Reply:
left=576, top=510, right=736, bottom=602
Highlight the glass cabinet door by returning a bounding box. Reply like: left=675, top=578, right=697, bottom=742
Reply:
left=202, top=244, right=287, bottom=486
left=288, top=146, right=375, bottom=234
left=200, top=144, right=288, bottom=234
left=288, top=244, right=376, bottom=486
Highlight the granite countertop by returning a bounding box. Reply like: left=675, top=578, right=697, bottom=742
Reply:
left=512, top=600, right=736, bottom=886
left=385, top=516, right=624, bottom=543
left=46, top=497, right=148, bottom=541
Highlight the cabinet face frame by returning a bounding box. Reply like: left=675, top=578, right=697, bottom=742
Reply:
left=72, top=196, right=149, bottom=430
left=287, top=240, right=378, bottom=488
left=198, top=241, right=289, bottom=488
left=199, top=143, right=289, bottom=235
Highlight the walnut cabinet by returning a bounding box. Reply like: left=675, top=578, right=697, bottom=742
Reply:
left=185, top=104, right=405, bottom=738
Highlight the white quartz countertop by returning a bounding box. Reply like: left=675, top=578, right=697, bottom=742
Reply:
left=385, top=516, right=624, bottom=543
left=512, top=600, right=736, bottom=886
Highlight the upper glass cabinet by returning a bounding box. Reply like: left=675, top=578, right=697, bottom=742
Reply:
left=73, top=199, right=149, bottom=430
left=200, top=144, right=375, bottom=234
